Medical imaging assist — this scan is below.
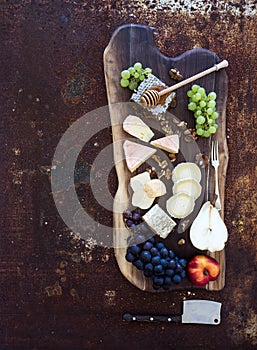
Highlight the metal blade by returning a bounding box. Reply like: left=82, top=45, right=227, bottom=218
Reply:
left=182, top=300, right=221, bottom=325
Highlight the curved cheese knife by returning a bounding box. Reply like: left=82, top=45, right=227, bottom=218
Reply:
left=123, top=300, right=221, bottom=325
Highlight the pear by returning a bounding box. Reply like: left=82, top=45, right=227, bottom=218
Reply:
left=190, top=201, right=228, bottom=252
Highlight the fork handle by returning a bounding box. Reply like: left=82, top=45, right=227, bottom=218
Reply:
left=214, top=167, right=221, bottom=211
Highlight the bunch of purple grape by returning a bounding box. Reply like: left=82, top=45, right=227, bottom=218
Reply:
left=125, top=233, right=187, bottom=290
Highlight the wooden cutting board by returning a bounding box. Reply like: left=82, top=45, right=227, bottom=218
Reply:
left=104, top=24, right=228, bottom=292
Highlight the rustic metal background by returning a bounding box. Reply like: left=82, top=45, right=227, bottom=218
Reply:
left=1, top=1, right=257, bottom=349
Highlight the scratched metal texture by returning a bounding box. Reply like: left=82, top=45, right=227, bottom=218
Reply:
left=1, top=1, right=257, bottom=349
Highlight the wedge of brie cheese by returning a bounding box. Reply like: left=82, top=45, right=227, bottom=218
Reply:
left=150, top=134, right=179, bottom=153
left=143, top=204, right=176, bottom=239
left=123, top=140, right=156, bottom=173
left=123, top=115, right=154, bottom=142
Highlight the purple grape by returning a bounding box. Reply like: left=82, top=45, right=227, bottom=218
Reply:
left=179, top=258, right=187, bottom=267
left=175, top=263, right=184, bottom=273
left=140, top=250, right=151, bottom=263
left=133, top=259, right=144, bottom=270
left=154, top=264, right=163, bottom=275
left=165, top=269, right=175, bottom=277
left=160, top=247, right=168, bottom=258
left=126, top=219, right=135, bottom=228
left=132, top=212, right=142, bottom=222
left=128, top=245, right=141, bottom=255
left=156, top=242, right=165, bottom=250
left=123, top=209, right=132, bottom=219
left=125, top=252, right=136, bottom=262
left=168, top=250, right=175, bottom=259
left=172, top=274, right=182, bottom=284
left=151, top=256, right=161, bottom=266
left=153, top=276, right=164, bottom=286
left=167, top=259, right=176, bottom=269
left=143, top=241, right=153, bottom=251
left=150, top=247, right=159, bottom=256
left=160, top=258, right=168, bottom=268
left=144, top=263, right=154, bottom=273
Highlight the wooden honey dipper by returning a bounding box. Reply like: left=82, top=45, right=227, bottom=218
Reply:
left=140, top=60, right=228, bottom=108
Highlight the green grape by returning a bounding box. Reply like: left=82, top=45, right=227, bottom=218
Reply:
left=198, top=87, right=206, bottom=97
left=191, top=84, right=200, bottom=93
left=203, top=130, right=210, bottom=137
left=213, top=123, right=218, bottom=129
left=120, top=78, right=129, bottom=87
left=209, top=126, right=216, bottom=134
left=207, top=100, right=216, bottom=108
left=144, top=67, right=152, bottom=74
left=128, top=80, right=138, bottom=90
left=134, top=62, right=142, bottom=71
left=197, top=116, right=205, bottom=124
left=195, top=123, right=202, bottom=129
left=134, top=72, right=139, bottom=79
left=188, top=102, right=197, bottom=111
left=194, top=110, right=202, bottom=117
left=187, top=90, right=193, bottom=98
left=212, top=111, right=219, bottom=119
left=128, top=67, right=135, bottom=74
left=208, top=118, right=215, bottom=125
left=195, top=92, right=202, bottom=101
left=121, top=70, right=131, bottom=79
left=196, top=128, right=204, bottom=136
left=199, top=100, right=206, bottom=108
left=208, top=92, right=217, bottom=100
left=139, top=74, right=145, bottom=81
left=207, top=107, right=214, bottom=115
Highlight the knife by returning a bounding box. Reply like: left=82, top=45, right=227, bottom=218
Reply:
left=123, top=300, right=221, bottom=325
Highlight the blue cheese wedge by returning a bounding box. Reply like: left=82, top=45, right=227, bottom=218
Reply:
left=123, top=115, right=154, bottom=142
left=143, top=204, right=176, bottom=239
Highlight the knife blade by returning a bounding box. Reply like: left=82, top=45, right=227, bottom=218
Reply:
left=123, top=300, right=221, bottom=325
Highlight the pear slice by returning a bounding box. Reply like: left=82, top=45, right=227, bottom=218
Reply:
left=173, top=178, right=202, bottom=200
left=172, top=162, right=201, bottom=183
left=123, top=115, right=154, bottom=142
left=166, top=192, right=195, bottom=219
left=190, top=201, right=228, bottom=252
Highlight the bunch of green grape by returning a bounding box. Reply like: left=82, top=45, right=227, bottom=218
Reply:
left=120, top=62, right=152, bottom=91
left=187, top=84, right=219, bottom=137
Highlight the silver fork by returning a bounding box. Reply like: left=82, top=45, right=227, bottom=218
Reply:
left=211, top=141, right=221, bottom=211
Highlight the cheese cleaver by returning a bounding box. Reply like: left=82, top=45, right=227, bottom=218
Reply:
left=123, top=300, right=221, bottom=325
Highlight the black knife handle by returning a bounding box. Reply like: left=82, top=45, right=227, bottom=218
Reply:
left=123, top=313, right=182, bottom=323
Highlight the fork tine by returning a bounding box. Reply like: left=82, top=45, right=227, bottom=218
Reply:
left=215, top=140, right=219, bottom=160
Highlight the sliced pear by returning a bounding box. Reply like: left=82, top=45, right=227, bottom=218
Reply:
left=150, top=134, right=179, bottom=153
left=190, top=201, right=228, bottom=252
left=173, top=178, right=202, bottom=200
left=166, top=192, right=195, bottom=219
left=123, top=115, right=154, bottom=142
left=132, top=189, right=155, bottom=209
left=172, top=162, right=201, bottom=183
left=144, top=179, right=167, bottom=198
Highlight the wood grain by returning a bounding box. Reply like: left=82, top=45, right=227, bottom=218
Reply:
left=104, top=24, right=228, bottom=292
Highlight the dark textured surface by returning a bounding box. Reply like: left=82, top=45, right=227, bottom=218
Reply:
left=1, top=1, right=256, bottom=349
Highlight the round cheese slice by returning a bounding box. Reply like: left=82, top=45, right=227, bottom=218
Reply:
left=132, top=190, right=155, bottom=209
left=172, top=162, right=201, bottom=183
left=173, top=178, right=202, bottom=200
left=166, top=192, right=195, bottom=219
